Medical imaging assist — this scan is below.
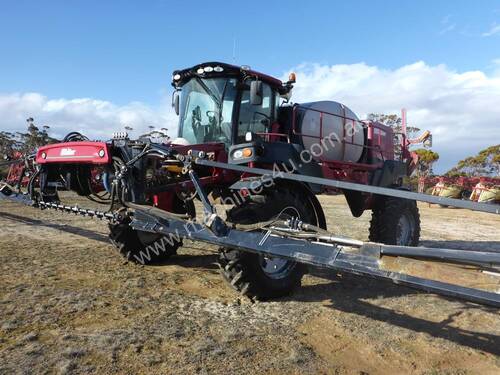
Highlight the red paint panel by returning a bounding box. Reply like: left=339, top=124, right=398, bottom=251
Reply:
left=36, top=142, right=110, bottom=165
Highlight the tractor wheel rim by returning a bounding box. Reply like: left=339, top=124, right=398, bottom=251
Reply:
left=260, top=256, right=295, bottom=279
left=259, top=205, right=300, bottom=279
left=396, top=212, right=414, bottom=246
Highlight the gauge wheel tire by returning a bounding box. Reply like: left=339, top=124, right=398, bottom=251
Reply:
left=0, top=185, right=13, bottom=196
left=109, top=217, right=180, bottom=264
left=218, top=185, right=320, bottom=301
left=369, top=196, right=420, bottom=246
left=109, top=199, right=194, bottom=264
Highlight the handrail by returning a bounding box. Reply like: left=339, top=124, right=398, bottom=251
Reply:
left=254, top=132, right=290, bottom=143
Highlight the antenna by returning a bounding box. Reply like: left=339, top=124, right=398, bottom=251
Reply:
left=401, top=108, right=407, bottom=136
left=232, top=37, right=237, bottom=64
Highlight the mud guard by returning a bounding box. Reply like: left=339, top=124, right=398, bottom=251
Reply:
left=228, top=141, right=323, bottom=194
left=229, top=178, right=326, bottom=230
left=343, top=190, right=366, bottom=218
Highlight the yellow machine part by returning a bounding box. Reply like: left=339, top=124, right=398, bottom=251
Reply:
left=477, top=186, right=500, bottom=203
left=433, top=184, right=462, bottom=199
left=163, top=164, right=184, bottom=174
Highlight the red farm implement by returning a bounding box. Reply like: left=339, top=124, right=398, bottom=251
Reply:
left=419, top=176, right=500, bottom=204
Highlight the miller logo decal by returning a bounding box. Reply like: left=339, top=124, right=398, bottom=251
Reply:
left=60, top=148, right=77, bottom=156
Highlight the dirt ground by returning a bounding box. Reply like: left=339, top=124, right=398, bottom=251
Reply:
left=0, top=194, right=499, bottom=375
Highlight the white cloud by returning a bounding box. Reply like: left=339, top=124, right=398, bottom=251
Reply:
left=482, top=23, right=500, bottom=37
left=285, top=61, right=500, bottom=172
left=492, top=58, right=500, bottom=76
left=0, top=93, right=178, bottom=140
left=439, top=14, right=456, bottom=35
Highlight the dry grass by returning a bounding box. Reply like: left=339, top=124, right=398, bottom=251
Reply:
left=0, top=194, right=499, bottom=374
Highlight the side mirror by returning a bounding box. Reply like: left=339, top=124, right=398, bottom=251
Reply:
left=250, top=80, right=263, bottom=105
left=172, top=91, right=180, bottom=115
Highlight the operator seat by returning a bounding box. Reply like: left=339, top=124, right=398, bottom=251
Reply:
left=220, top=122, right=232, bottom=142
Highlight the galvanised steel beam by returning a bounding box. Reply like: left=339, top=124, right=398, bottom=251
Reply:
left=195, top=159, right=500, bottom=215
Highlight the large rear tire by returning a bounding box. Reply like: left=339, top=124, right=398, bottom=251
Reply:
left=218, top=184, right=321, bottom=301
left=369, top=196, right=420, bottom=246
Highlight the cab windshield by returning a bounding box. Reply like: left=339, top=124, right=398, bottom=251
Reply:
left=178, top=77, right=237, bottom=145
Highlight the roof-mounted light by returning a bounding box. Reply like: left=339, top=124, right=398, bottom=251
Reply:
left=214, top=66, right=224, bottom=72
left=112, top=132, right=129, bottom=140
left=173, top=73, right=181, bottom=81
left=203, top=66, right=213, bottom=73
left=196, top=68, right=204, bottom=74
left=241, top=65, right=251, bottom=71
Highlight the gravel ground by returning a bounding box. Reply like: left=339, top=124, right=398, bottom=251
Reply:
left=0, top=194, right=499, bottom=374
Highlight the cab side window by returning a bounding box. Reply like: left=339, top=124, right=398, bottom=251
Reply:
left=237, top=84, right=273, bottom=142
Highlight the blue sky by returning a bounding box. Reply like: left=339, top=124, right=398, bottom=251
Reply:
left=1, top=0, right=499, bottom=172
left=2, top=0, right=499, bottom=104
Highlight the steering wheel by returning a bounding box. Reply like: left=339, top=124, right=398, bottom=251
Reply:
left=253, top=111, right=270, bottom=121
left=206, top=110, right=223, bottom=123
left=253, top=111, right=271, bottom=127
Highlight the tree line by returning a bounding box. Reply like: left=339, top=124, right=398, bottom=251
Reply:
left=0, top=118, right=58, bottom=158
left=446, top=145, right=500, bottom=177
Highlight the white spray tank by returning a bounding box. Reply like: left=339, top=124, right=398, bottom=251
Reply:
left=294, top=101, right=365, bottom=163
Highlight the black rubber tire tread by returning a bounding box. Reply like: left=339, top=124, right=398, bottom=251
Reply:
left=109, top=217, right=179, bottom=264
left=368, top=196, right=421, bottom=246
left=108, top=198, right=194, bottom=264
left=218, top=184, right=319, bottom=301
